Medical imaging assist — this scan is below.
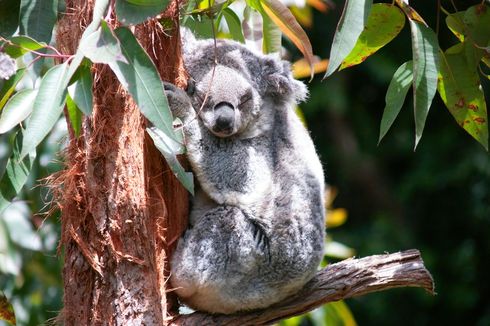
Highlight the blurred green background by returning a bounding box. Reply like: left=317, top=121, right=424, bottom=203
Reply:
left=1, top=0, right=489, bottom=325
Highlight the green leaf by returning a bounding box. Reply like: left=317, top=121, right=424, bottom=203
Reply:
left=20, top=62, right=70, bottom=159
left=67, top=63, right=93, bottom=115
left=0, top=132, right=36, bottom=214
left=19, top=0, right=58, bottom=43
left=66, top=95, right=83, bottom=137
left=0, top=89, right=38, bottom=134
left=147, top=127, right=194, bottom=194
left=260, top=0, right=314, bottom=76
left=116, top=0, right=169, bottom=25
left=3, top=35, right=46, bottom=58
left=463, top=4, right=490, bottom=68
left=0, top=68, right=27, bottom=110
left=109, top=27, right=177, bottom=141
left=438, top=44, right=488, bottom=150
left=340, top=4, right=405, bottom=70
left=79, top=20, right=128, bottom=65
left=261, top=9, right=282, bottom=54
left=324, top=0, right=373, bottom=78
left=0, top=291, right=16, bottom=325
left=222, top=8, right=245, bottom=43
left=379, top=61, right=413, bottom=143
left=409, top=20, right=439, bottom=149
left=446, top=11, right=465, bottom=42
left=0, top=0, right=20, bottom=38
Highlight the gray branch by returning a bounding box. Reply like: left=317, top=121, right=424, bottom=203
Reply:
left=173, top=249, right=434, bottom=326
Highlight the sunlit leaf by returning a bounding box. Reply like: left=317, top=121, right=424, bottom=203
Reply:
left=67, top=62, right=93, bottom=115
left=79, top=20, right=128, bottom=65
left=3, top=35, right=46, bottom=59
left=222, top=8, right=245, bottom=43
left=0, top=132, right=36, bottom=214
left=0, top=291, right=16, bottom=325
left=394, top=0, right=426, bottom=25
left=0, top=89, right=38, bottom=134
left=115, top=0, right=169, bottom=25
left=327, top=301, right=358, bottom=326
left=0, top=69, right=27, bottom=111
left=379, top=61, right=413, bottom=143
left=409, top=20, right=439, bottom=149
left=66, top=95, right=83, bottom=137
left=446, top=11, right=465, bottom=42
left=306, top=0, right=329, bottom=13
left=110, top=27, right=177, bottom=141
left=463, top=4, right=490, bottom=68
left=147, top=127, right=194, bottom=194
left=326, top=208, right=348, bottom=228
left=324, top=240, right=355, bottom=259
left=292, top=58, right=328, bottom=79
left=290, top=6, right=313, bottom=29
left=438, top=44, right=488, bottom=150
left=0, top=0, right=20, bottom=38
left=340, top=4, right=405, bottom=70
left=20, top=62, right=70, bottom=159
left=19, top=0, right=58, bottom=43
left=260, top=0, right=314, bottom=77
left=261, top=10, right=282, bottom=54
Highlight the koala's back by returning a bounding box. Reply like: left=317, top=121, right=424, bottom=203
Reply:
left=169, top=34, right=325, bottom=314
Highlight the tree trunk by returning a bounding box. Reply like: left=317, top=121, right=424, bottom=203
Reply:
left=55, top=1, right=188, bottom=324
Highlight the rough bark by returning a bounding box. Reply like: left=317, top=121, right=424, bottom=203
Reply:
left=55, top=1, right=187, bottom=324
left=174, top=249, right=434, bottom=326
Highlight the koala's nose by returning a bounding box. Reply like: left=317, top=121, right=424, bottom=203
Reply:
left=213, top=102, right=235, bottom=133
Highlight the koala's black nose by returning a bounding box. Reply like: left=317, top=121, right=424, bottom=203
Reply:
left=213, top=102, right=235, bottom=134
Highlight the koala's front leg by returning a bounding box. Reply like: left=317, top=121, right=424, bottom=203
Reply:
left=163, top=81, right=196, bottom=122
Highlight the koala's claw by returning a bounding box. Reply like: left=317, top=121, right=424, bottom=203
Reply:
left=250, top=219, right=271, bottom=260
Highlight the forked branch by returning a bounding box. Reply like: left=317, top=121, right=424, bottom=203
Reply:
left=173, top=249, right=434, bottom=326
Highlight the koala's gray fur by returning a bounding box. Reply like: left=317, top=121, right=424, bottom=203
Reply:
left=168, top=31, right=325, bottom=314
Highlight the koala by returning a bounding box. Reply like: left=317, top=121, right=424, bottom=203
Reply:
left=167, top=31, right=325, bottom=314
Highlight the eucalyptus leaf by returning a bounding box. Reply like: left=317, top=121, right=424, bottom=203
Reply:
left=19, top=0, right=58, bottom=43
left=3, top=35, right=46, bottom=59
left=0, top=132, right=36, bottom=214
left=438, top=44, right=488, bottom=150
left=20, top=62, right=70, bottom=159
left=0, top=68, right=27, bottom=110
left=147, top=127, right=194, bottom=194
left=67, top=63, right=93, bottom=115
left=66, top=95, right=83, bottom=137
left=222, top=8, right=245, bottom=43
left=79, top=20, right=128, bottom=65
left=109, top=27, right=177, bottom=141
left=0, top=88, right=38, bottom=134
left=116, top=0, right=169, bottom=25
left=409, top=20, right=439, bottom=149
left=340, top=4, right=405, bottom=70
left=379, top=61, right=413, bottom=143
left=324, top=0, right=372, bottom=78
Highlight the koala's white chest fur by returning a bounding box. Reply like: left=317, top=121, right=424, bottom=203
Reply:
left=168, top=33, right=325, bottom=314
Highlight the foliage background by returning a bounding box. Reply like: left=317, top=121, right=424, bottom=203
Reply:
left=1, top=0, right=489, bottom=325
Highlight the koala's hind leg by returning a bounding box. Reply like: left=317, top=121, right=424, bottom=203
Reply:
left=170, top=205, right=272, bottom=313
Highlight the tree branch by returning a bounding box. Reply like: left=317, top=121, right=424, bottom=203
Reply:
left=173, top=249, right=434, bottom=326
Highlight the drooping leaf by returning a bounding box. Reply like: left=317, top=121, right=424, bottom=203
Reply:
left=0, top=0, right=20, bottom=38
left=115, top=0, right=169, bottom=25
left=340, top=4, right=405, bottom=70
left=394, top=0, right=426, bottom=25
left=0, top=291, right=16, bottom=325
left=110, top=27, right=177, bottom=141
left=0, top=132, right=36, bottom=214
left=19, top=0, right=58, bottom=43
left=260, top=0, right=314, bottom=76
left=379, top=61, right=413, bottom=143
left=261, top=9, right=282, bottom=54
left=3, top=35, right=46, bottom=59
left=438, top=44, right=488, bottom=150
left=446, top=11, right=465, bottom=42
left=0, top=89, right=38, bottom=134
left=242, top=6, right=264, bottom=52
left=79, top=20, right=128, bottom=65
left=409, top=20, right=439, bottom=149
left=292, top=58, right=328, bottom=79
left=0, top=68, right=27, bottom=110
left=20, top=62, right=70, bottom=159
left=67, top=63, right=93, bottom=115
left=222, top=8, right=245, bottom=43
left=147, top=127, right=194, bottom=194
left=463, top=4, right=490, bottom=68
left=324, top=0, right=372, bottom=78
left=66, top=95, right=83, bottom=137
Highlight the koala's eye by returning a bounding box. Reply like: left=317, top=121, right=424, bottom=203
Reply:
left=186, top=79, right=196, bottom=95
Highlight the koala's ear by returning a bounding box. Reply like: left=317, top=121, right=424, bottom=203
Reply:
left=262, top=58, right=308, bottom=104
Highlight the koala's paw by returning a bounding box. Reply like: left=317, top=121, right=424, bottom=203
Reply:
left=163, top=81, right=194, bottom=119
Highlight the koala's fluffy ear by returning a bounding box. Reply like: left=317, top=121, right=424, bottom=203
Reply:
left=262, top=57, right=308, bottom=104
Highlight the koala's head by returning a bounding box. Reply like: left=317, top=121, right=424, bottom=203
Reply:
left=181, top=29, right=307, bottom=138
